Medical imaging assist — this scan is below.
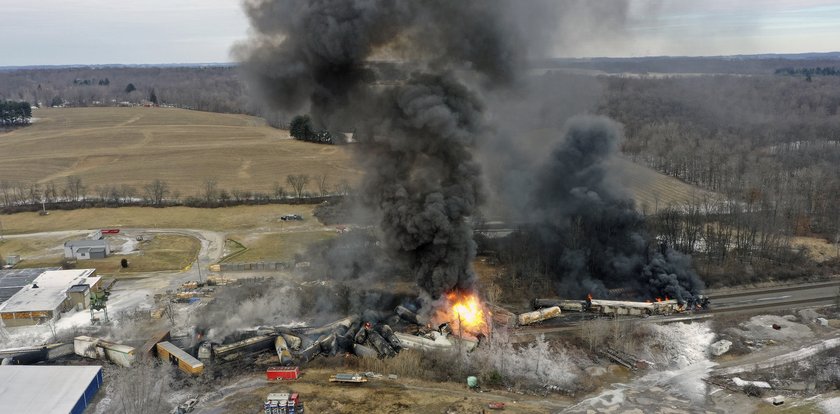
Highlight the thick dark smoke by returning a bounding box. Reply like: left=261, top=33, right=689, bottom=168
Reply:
left=527, top=116, right=704, bottom=304
left=236, top=0, right=545, bottom=298
left=357, top=74, right=485, bottom=295
left=237, top=1, right=701, bottom=304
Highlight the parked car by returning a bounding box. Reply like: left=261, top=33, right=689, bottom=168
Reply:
left=174, top=398, right=198, bottom=414
left=280, top=214, right=303, bottom=221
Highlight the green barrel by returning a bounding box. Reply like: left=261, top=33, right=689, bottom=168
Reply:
left=467, top=376, right=478, bottom=388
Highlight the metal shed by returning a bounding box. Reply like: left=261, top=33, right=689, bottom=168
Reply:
left=0, top=365, right=103, bottom=414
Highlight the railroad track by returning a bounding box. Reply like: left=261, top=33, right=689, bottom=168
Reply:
left=509, top=288, right=838, bottom=341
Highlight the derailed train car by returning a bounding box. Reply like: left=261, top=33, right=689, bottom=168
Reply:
left=198, top=334, right=276, bottom=364
left=533, top=297, right=695, bottom=316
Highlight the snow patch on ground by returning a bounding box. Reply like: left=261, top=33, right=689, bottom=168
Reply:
left=732, top=314, right=813, bottom=341
left=642, top=320, right=716, bottom=368
left=110, top=235, right=141, bottom=255
left=0, top=287, right=153, bottom=348
left=467, top=331, right=583, bottom=388
left=568, top=322, right=717, bottom=412
left=573, top=385, right=627, bottom=410
left=820, top=397, right=840, bottom=413
left=733, top=377, right=771, bottom=388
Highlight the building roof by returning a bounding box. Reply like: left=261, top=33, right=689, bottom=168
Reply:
left=0, top=268, right=61, bottom=305
left=67, top=285, right=90, bottom=293
left=64, top=240, right=107, bottom=248
left=0, top=269, right=96, bottom=314
left=0, top=365, right=102, bottom=414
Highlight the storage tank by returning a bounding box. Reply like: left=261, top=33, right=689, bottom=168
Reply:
left=516, top=306, right=561, bottom=326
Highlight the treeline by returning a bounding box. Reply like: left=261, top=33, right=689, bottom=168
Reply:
left=0, top=100, right=31, bottom=127
left=597, top=74, right=840, bottom=285
left=601, top=75, right=840, bottom=234
left=0, top=66, right=286, bottom=123
left=776, top=67, right=840, bottom=77
left=542, top=53, right=840, bottom=75
left=0, top=174, right=352, bottom=213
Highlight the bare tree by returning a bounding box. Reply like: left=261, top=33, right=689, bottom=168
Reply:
left=219, top=189, right=231, bottom=205
left=0, top=180, right=11, bottom=206
left=95, top=185, right=110, bottom=202
left=119, top=184, right=137, bottom=204
left=334, top=179, right=351, bottom=196
left=26, top=182, right=41, bottom=205
left=203, top=177, right=218, bottom=203
left=287, top=174, right=310, bottom=198
left=43, top=182, right=58, bottom=204
left=273, top=182, right=287, bottom=200
left=316, top=174, right=329, bottom=196
left=231, top=188, right=244, bottom=203
left=65, top=175, right=84, bottom=202
left=143, top=179, right=169, bottom=206
left=104, top=359, right=173, bottom=414
left=579, top=319, right=610, bottom=352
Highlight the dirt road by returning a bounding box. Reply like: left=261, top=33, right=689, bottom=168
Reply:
left=192, top=369, right=571, bottom=414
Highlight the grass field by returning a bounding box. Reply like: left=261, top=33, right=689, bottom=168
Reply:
left=614, top=157, right=720, bottom=211
left=0, top=204, right=323, bottom=235
left=0, top=107, right=363, bottom=195
left=227, top=230, right=337, bottom=262
left=12, top=234, right=200, bottom=275
left=0, top=232, right=86, bottom=260
left=1, top=108, right=715, bottom=215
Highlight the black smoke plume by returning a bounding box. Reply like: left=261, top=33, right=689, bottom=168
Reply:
left=235, top=0, right=546, bottom=298
left=525, top=116, right=704, bottom=304
left=236, top=1, right=702, bottom=305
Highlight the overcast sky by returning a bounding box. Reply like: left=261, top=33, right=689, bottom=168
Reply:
left=1, top=0, right=839, bottom=66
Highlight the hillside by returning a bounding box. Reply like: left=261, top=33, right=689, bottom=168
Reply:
left=0, top=107, right=363, bottom=196
left=614, top=157, right=718, bottom=212
left=0, top=107, right=716, bottom=208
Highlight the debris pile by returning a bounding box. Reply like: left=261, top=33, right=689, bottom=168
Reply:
left=198, top=302, right=487, bottom=367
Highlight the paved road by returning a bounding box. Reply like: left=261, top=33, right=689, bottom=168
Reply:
left=113, top=228, right=226, bottom=291
left=709, top=281, right=840, bottom=313
left=7, top=227, right=226, bottom=291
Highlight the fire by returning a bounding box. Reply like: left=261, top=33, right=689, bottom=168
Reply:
left=433, top=290, right=489, bottom=337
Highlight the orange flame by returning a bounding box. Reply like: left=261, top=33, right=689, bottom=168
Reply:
left=433, top=290, right=489, bottom=337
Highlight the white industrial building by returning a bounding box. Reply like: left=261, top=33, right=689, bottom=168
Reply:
left=0, top=269, right=99, bottom=327
left=0, top=365, right=103, bottom=414
left=64, top=239, right=110, bottom=260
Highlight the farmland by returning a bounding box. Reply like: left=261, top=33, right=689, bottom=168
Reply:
left=1, top=107, right=717, bottom=213
left=0, top=107, right=363, bottom=196
left=0, top=205, right=320, bottom=235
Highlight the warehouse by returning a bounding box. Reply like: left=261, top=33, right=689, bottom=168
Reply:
left=64, top=239, right=110, bottom=260
left=0, top=267, right=59, bottom=305
left=0, top=269, right=99, bottom=327
left=0, top=365, right=103, bottom=414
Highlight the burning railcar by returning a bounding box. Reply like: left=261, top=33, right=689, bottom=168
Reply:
left=532, top=294, right=707, bottom=317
